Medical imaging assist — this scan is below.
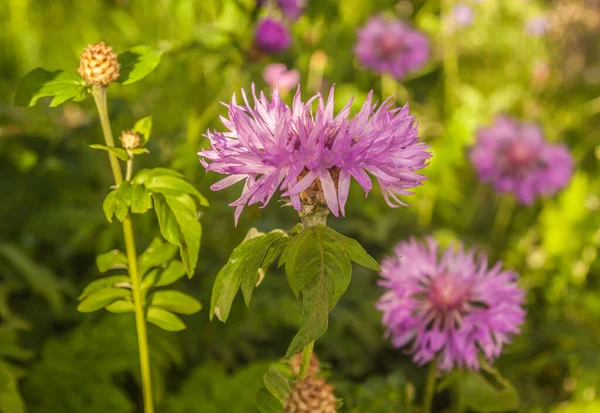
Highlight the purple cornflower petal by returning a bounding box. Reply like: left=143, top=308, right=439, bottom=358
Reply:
left=470, top=116, right=573, bottom=205
left=355, top=15, right=430, bottom=80
left=263, top=63, right=300, bottom=93
left=377, top=237, right=526, bottom=371
left=255, top=18, right=292, bottom=53
left=525, top=16, right=548, bottom=36
left=279, top=0, right=307, bottom=21
left=199, top=85, right=432, bottom=224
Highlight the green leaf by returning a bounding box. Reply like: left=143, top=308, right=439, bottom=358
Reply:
left=146, top=307, right=186, bottom=331
left=261, top=235, right=289, bottom=277
left=153, top=193, right=201, bottom=277
left=129, top=148, right=150, bottom=155
left=105, top=299, right=134, bottom=313
left=117, top=45, right=162, bottom=85
left=148, top=290, right=202, bottom=315
left=138, top=237, right=179, bottom=276
left=142, top=261, right=186, bottom=289
left=14, top=68, right=87, bottom=107
left=283, top=226, right=352, bottom=356
left=102, top=182, right=132, bottom=223
left=463, top=364, right=520, bottom=413
left=133, top=168, right=185, bottom=185
left=132, top=116, right=152, bottom=145
left=96, top=250, right=128, bottom=273
left=78, top=275, right=130, bottom=300
left=0, top=361, right=25, bottom=413
left=89, top=144, right=130, bottom=161
left=130, top=185, right=153, bottom=214
left=255, top=387, right=284, bottom=413
left=325, top=228, right=380, bottom=271
left=263, top=368, right=292, bottom=405
left=102, top=190, right=117, bottom=223
left=143, top=175, right=209, bottom=207
left=210, top=231, right=285, bottom=322
left=77, top=287, right=131, bottom=313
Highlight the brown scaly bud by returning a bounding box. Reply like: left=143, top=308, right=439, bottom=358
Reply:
left=285, top=377, right=337, bottom=413
left=120, top=130, right=141, bottom=150
left=78, top=42, right=120, bottom=87
left=289, top=352, right=321, bottom=378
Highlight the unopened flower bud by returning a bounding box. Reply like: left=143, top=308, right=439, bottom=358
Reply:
left=285, top=377, right=337, bottom=413
left=289, top=352, right=321, bottom=377
left=120, top=130, right=141, bottom=149
left=78, top=42, right=120, bottom=87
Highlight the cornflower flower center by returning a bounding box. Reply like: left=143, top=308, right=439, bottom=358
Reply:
left=501, top=140, right=542, bottom=176
left=376, top=33, right=406, bottom=59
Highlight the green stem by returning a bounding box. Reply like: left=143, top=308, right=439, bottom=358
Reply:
left=126, top=158, right=134, bottom=182
left=423, top=359, right=438, bottom=413
left=442, top=0, right=459, bottom=117
left=452, top=370, right=465, bottom=413
left=297, top=342, right=314, bottom=380
left=92, top=86, right=154, bottom=413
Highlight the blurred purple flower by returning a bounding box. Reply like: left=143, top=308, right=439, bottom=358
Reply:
left=526, top=16, right=548, bottom=36
left=279, top=0, right=307, bottom=21
left=255, top=18, right=292, bottom=53
left=377, top=237, right=526, bottom=371
left=355, top=15, right=430, bottom=80
left=453, top=3, right=475, bottom=27
left=470, top=116, right=573, bottom=204
left=263, top=63, right=300, bottom=92
left=199, top=86, right=431, bottom=224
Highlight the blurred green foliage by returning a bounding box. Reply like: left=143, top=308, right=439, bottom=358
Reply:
left=1, top=0, right=599, bottom=412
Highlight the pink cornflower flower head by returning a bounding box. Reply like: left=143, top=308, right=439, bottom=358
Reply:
left=255, top=18, right=292, bottom=54
left=452, top=3, right=475, bottom=28
left=279, top=0, right=307, bottom=21
left=377, top=238, right=526, bottom=371
left=263, top=63, right=300, bottom=93
left=470, top=116, right=573, bottom=205
left=199, top=85, right=431, bottom=225
left=526, top=16, right=549, bottom=36
left=355, top=15, right=429, bottom=80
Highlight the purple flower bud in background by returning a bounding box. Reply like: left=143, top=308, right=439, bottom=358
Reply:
left=255, top=18, right=292, bottom=54
left=453, top=3, right=475, bottom=27
left=377, top=237, right=526, bottom=371
left=470, top=116, right=573, bottom=204
left=263, top=63, right=300, bottom=93
left=526, top=16, right=548, bottom=36
left=355, top=15, right=430, bottom=80
left=279, top=0, right=307, bottom=21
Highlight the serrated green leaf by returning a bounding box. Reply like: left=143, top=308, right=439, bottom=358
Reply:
left=78, top=275, right=130, bottom=300
left=105, top=299, right=134, bottom=313
left=255, top=388, right=283, bottom=413
left=14, top=68, right=88, bottom=107
left=284, top=226, right=352, bottom=356
left=153, top=193, right=201, bottom=277
left=138, top=237, right=179, bottom=276
left=117, top=45, right=162, bottom=85
left=148, top=290, right=201, bottom=315
left=210, top=231, right=285, bottom=322
left=130, top=185, right=153, bottom=214
left=143, top=174, right=209, bottom=207
left=96, top=250, right=128, bottom=272
left=325, top=228, right=380, bottom=271
left=146, top=307, right=186, bottom=331
left=77, top=287, right=131, bottom=313
left=132, top=116, right=152, bottom=145
left=261, top=235, right=289, bottom=277
left=89, top=144, right=130, bottom=161
left=142, top=261, right=186, bottom=290
left=463, top=364, right=519, bottom=412
left=263, top=369, right=292, bottom=405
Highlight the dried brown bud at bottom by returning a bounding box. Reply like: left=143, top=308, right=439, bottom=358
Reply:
left=289, top=352, right=321, bottom=377
left=120, top=130, right=141, bottom=150
left=285, top=377, right=336, bottom=413
left=78, top=42, right=120, bottom=87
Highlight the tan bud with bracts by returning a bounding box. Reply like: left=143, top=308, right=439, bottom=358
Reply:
left=285, top=377, right=337, bottom=413
left=120, top=130, right=141, bottom=150
left=289, top=352, right=321, bottom=378
left=78, top=42, right=120, bottom=87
